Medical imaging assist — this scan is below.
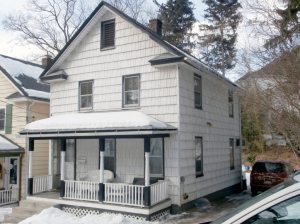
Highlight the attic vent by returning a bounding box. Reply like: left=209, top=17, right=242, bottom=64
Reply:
left=101, top=19, right=115, bottom=49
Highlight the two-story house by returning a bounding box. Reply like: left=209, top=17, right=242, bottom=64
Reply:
left=20, top=2, right=242, bottom=220
left=0, top=54, right=50, bottom=206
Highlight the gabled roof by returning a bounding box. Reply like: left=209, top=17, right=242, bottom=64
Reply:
left=40, top=1, right=237, bottom=88
left=0, top=54, right=50, bottom=101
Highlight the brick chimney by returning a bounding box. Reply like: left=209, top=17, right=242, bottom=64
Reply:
left=148, top=19, right=162, bottom=36
left=42, top=55, right=53, bottom=67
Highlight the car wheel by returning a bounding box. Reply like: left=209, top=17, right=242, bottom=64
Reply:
left=251, top=188, right=257, bottom=196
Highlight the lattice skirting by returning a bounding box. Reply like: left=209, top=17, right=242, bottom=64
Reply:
left=59, top=204, right=170, bottom=221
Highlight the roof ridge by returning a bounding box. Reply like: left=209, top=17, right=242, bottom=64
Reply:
left=0, top=54, right=43, bottom=68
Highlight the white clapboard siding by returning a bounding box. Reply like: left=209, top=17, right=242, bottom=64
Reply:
left=64, top=180, right=99, bottom=201
left=177, top=65, right=241, bottom=202
left=33, top=175, right=53, bottom=194
left=0, top=188, right=18, bottom=206
left=150, top=180, right=168, bottom=206
left=104, top=183, right=144, bottom=207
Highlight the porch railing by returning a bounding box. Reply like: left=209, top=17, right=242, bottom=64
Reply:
left=33, top=175, right=53, bottom=194
left=0, top=188, right=18, bottom=206
left=150, top=180, right=168, bottom=206
left=64, top=180, right=99, bottom=201
left=104, top=183, right=144, bottom=207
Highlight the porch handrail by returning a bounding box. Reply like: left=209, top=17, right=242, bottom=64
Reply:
left=0, top=188, right=18, bottom=206
left=104, top=183, right=144, bottom=207
left=33, top=175, right=53, bottom=194
left=64, top=180, right=99, bottom=201
left=150, top=180, right=168, bottom=206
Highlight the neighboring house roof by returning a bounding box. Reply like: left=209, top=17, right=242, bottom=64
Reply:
left=20, top=111, right=177, bottom=137
left=0, top=134, right=24, bottom=154
left=40, top=1, right=237, bottom=88
left=0, top=54, right=50, bottom=101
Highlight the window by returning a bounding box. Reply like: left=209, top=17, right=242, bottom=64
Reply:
left=230, top=138, right=235, bottom=170
left=104, top=139, right=116, bottom=174
left=101, top=19, right=115, bottom=49
left=65, top=139, right=75, bottom=180
left=0, top=109, right=5, bottom=131
left=242, top=195, right=300, bottom=224
left=123, top=74, right=140, bottom=107
left=228, top=89, right=234, bottom=118
left=79, top=81, right=93, bottom=110
left=149, top=138, right=164, bottom=178
left=195, top=137, right=203, bottom=177
left=194, top=74, right=202, bottom=109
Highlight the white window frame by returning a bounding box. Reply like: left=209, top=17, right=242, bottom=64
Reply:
left=195, top=136, right=203, bottom=177
left=230, top=138, right=235, bottom=170
left=79, top=80, right=93, bottom=110
left=0, top=108, right=5, bottom=132
left=194, top=74, right=202, bottom=109
left=228, top=89, right=234, bottom=118
left=149, top=138, right=164, bottom=178
left=100, top=19, right=115, bottom=50
left=122, top=74, right=140, bottom=108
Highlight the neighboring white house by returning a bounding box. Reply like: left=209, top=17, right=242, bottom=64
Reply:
left=20, top=1, right=242, bottom=220
left=0, top=54, right=50, bottom=206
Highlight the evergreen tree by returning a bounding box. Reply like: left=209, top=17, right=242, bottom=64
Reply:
left=154, top=0, right=196, bottom=53
left=199, top=0, right=241, bottom=76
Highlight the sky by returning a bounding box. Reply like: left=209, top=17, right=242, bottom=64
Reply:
left=0, top=0, right=267, bottom=80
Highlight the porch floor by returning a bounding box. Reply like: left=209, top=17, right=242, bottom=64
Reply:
left=27, top=191, right=171, bottom=217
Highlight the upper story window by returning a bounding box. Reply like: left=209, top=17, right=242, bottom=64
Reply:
left=195, top=136, right=203, bottom=177
left=79, top=80, right=93, bottom=110
left=228, top=89, right=234, bottom=118
left=0, top=108, right=5, bottom=131
left=194, top=74, right=202, bottom=109
left=123, top=74, right=140, bottom=107
left=101, top=19, right=115, bottom=49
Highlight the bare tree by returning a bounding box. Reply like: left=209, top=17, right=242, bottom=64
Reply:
left=3, top=0, right=90, bottom=57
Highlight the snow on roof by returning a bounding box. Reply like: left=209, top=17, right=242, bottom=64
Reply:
left=22, top=111, right=176, bottom=134
left=0, top=135, right=20, bottom=151
left=0, top=54, right=50, bottom=100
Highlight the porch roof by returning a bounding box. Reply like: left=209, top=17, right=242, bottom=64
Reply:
left=0, top=134, right=23, bottom=154
left=20, top=111, right=177, bottom=138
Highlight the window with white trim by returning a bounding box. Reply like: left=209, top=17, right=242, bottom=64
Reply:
left=230, top=138, right=235, bottom=170
left=0, top=108, right=5, bottom=131
left=195, top=137, right=203, bottom=177
left=229, top=89, right=234, bottom=118
left=123, top=74, right=140, bottom=107
left=150, top=138, right=164, bottom=178
left=79, top=80, right=93, bottom=110
left=104, top=138, right=116, bottom=174
left=194, top=74, right=202, bottom=109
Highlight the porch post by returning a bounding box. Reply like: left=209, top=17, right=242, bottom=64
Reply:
left=60, top=139, right=66, bottom=198
left=28, top=138, right=34, bottom=195
left=99, top=137, right=105, bottom=202
left=144, top=136, right=151, bottom=206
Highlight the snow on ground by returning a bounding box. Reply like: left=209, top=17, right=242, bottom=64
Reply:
left=0, top=208, right=12, bottom=222
left=20, top=207, right=158, bottom=224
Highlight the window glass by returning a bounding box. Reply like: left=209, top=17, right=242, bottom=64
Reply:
left=194, top=75, right=202, bottom=109
left=79, top=81, right=93, bottom=109
left=0, top=109, right=4, bottom=131
left=150, top=138, right=163, bottom=178
left=195, top=137, right=203, bottom=176
left=242, top=195, right=300, bottom=223
left=104, top=139, right=116, bottom=174
left=65, top=139, right=75, bottom=180
left=101, top=20, right=115, bottom=49
left=123, top=75, right=140, bottom=107
left=230, top=138, right=235, bottom=170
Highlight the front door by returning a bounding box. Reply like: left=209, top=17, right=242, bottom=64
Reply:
left=5, top=157, right=19, bottom=189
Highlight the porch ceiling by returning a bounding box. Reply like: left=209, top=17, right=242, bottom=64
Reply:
left=20, top=111, right=177, bottom=138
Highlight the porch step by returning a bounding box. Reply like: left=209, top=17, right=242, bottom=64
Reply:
left=3, top=199, right=56, bottom=223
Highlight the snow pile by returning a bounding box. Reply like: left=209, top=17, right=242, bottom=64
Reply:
left=0, top=135, right=19, bottom=150
left=23, top=111, right=175, bottom=133
left=0, top=208, right=12, bottom=222
left=20, top=208, right=158, bottom=224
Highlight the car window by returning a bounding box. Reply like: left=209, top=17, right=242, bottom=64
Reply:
left=242, top=195, right=300, bottom=224
left=265, top=163, right=284, bottom=173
